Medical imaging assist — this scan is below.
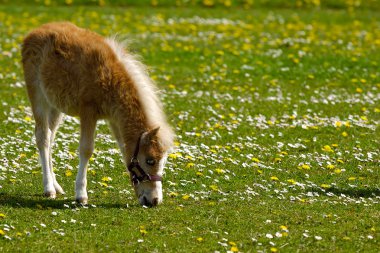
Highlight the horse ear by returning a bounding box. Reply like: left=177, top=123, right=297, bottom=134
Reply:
left=143, top=127, right=160, bottom=143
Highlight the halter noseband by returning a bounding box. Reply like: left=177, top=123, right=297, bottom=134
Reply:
left=127, top=134, right=162, bottom=185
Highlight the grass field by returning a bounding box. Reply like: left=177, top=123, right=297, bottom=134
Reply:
left=0, top=1, right=379, bottom=252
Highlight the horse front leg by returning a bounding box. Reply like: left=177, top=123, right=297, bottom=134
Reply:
left=75, top=109, right=97, bottom=205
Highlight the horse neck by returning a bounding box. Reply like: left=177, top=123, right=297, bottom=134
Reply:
left=109, top=100, right=148, bottom=158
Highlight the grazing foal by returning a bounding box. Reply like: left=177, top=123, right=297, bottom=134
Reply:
left=21, top=22, right=174, bottom=207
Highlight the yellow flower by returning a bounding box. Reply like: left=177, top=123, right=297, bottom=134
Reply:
left=342, top=131, right=348, bottom=137
left=169, top=152, right=182, bottom=159
left=182, top=195, right=190, bottom=200
left=196, top=237, right=204, bottom=242
left=0, top=229, right=5, bottom=236
left=101, top=176, right=112, bottom=182
left=215, top=168, right=225, bottom=174
left=348, top=177, right=356, bottom=181
left=301, top=164, right=311, bottom=170
left=210, top=185, right=219, bottom=191
left=169, top=192, right=178, bottom=197
left=231, top=246, right=239, bottom=252
left=0, top=213, right=6, bottom=219
left=251, top=157, right=260, bottom=163
left=65, top=170, right=73, bottom=177
left=326, top=164, right=335, bottom=169
left=322, top=145, right=334, bottom=152
left=271, top=247, right=278, bottom=252
left=321, top=184, right=331, bottom=189
left=356, top=87, right=363, bottom=93
left=186, top=163, right=195, bottom=168
left=139, top=226, right=148, bottom=236
left=270, top=176, right=279, bottom=181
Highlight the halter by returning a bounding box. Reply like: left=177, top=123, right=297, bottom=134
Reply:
left=127, top=134, right=163, bottom=185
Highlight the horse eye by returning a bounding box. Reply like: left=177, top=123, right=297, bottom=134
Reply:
left=146, top=158, right=156, bottom=166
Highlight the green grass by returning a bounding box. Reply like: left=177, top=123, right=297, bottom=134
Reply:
left=0, top=2, right=379, bottom=252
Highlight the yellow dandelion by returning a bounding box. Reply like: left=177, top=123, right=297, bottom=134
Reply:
left=169, top=192, right=178, bottom=197
left=0, top=229, right=5, bottom=236
left=0, top=213, right=6, bottom=218
left=182, top=195, right=190, bottom=200
left=322, top=145, right=334, bottom=152
left=196, top=171, right=204, bottom=177
left=326, top=164, right=335, bottom=169
left=65, top=170, right=73, bottom=177
left=139, top=226, right=148, bottom=236
left=215, top=168, right=225, bottom=174
left=101, top=176, right=112, bottom=182
left=271, top=247, right=278, bottom=252
left=197, top=237, right=204, bottom=242
left=348, top=177, right=356, bottom=181
left=231, top=246, right=239, bottom=252
left=270, top=176, right=279, bottom=181
left=169, top=152, right=182, bottom=159
left=251, top=157, right=260, bottom=163
left=210, top=185, right=219, bottom=191
left=342, top=131, right=348, bottom=137
left=321, top=184, right=331, bottom=189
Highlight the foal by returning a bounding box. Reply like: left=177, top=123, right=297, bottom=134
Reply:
left=21, top=22, right=174, bottom=207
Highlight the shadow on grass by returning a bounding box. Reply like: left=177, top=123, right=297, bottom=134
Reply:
left=312, top=187, right=380, bottom=198
left=0, top=192, right=69, bottom=209
left=0, top=192, right=138, bottom=209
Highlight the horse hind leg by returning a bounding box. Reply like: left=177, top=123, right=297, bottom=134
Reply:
left=27, top=85, right=57, bottom=198
left=48, top=108, right=65, bottom=195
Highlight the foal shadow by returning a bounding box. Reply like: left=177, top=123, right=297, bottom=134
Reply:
left=0, top=192, right=69, bottom=209
left=0, top=192, right=139, bottom=209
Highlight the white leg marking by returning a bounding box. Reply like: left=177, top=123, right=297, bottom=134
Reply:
left=48, top=109, right=65, bottom=194
left=35, top=112, right=56, bottom=198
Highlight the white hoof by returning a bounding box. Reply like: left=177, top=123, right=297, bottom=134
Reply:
left=76, top=197, right=88, bottom=205
left=54, top=182, right=65, bottom=195
left=44, top=191, right=56, bottom=199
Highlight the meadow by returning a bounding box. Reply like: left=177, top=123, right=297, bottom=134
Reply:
left=0, top=1, right=379, bottom=252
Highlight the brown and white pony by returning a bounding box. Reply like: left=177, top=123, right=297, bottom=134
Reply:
left=21, top=22, right=174, bottom=207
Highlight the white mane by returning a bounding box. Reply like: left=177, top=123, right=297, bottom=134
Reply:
left=105, top=37, right=174, bottom=149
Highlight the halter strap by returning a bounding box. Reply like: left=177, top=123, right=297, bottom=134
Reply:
left=127, top=133, right=162, bottom=185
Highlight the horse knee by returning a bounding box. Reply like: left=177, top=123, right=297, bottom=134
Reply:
left=80, top=144, right=93, bottom=159
left=35, top=126, right=51, bottom=149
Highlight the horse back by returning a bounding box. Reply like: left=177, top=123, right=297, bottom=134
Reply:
left=21, top=22, right=122, bottom=117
